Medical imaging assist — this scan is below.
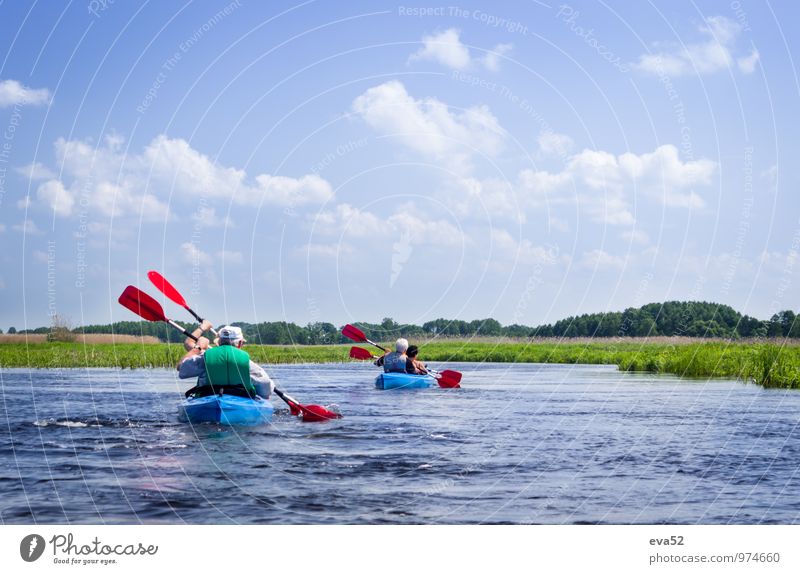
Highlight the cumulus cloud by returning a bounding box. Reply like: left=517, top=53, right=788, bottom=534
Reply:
left=634, top=16, right=755, bottom=76
left=0, top=79, right=51, bottom=107
left=16, top=162, right=56, bottom=181
left=352, top=80, right=504, bottom=171
left=180, top=242, right=212, bottom=266
left=482, top=43, right=513, bottom=72
left=518, top=144, right=714, bottom=224
left=37, top=180, right=74, bottom=216
left=311, top=202, right=463, bottom=247
left=448, top=144, right=715, bottom=226
left=32, top=134, right=333, bottom=222
left=409, top=28, right=512, bottom=71
left=737, top=48, right=760, bottom=74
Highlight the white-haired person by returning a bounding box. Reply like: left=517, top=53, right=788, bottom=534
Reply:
left=177, top=325, right=274, bottom=399
left=374, top=338, right=413, bottom=373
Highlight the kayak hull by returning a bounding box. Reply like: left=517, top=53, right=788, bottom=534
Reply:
left=179, top=394, right=274, bottom=425
left=375, top=372, right=436, bottom=390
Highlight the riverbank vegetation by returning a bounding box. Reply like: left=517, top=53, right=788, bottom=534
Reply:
left=7, top=301, right=800, bottom=343
left=2, top=339, right=799, bottom=389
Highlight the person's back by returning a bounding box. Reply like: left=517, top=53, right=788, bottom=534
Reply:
left=203, top=344, right=255, bottom=395
left=382, top=351, right=408, bottom=373
left=377, top=338, right=411, bottom=373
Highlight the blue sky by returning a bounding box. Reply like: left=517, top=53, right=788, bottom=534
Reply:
left=1, top=0, right=798, bottom=330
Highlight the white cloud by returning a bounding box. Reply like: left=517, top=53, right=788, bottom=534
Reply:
left=581, top=249, right=626, bottom=270
left=312, top=202, right=463, bottom=247
left=634, top=16, right=753, bottom=76
left=482, top=43, right=513, bottom=72
left=32, top=134, right=333, bottom=222
left=409, top=28, right=512, bottom=72
left=0, top=79, right=51, bottom=107
left=16, top=162, right=56, bottom=181
left=37, top=180, right=75, bottom=216
left=311, top=203, right=385, bottom=238
left=16, top=197, right=30, bottom=209
left=191, top=206, right=234, bottom=229
left=410, top=29, right=471, bottom=70
left=448, top=144, right=714, bottom=226
left=180, top=242, right=212, bottom=266
left=352, top=80, right=504, bottom=171
left=537, top=131, right=574, bottom=157
left=12, top=220, right=42, bottom=234
left=737, top=49, right=760, bottom=74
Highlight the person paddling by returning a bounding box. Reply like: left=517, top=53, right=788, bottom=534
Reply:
left=375, top=338, right=412, bottom=373
left=405, top=345, right=428, bottom=375
left=177, top=325, right=274, bottom=399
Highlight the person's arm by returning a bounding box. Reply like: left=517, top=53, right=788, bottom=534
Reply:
left=183, top=320, right=214, bottom=351
left=177, top=337, right=210, bottom=376
left=415, top=359, right=429, bottom=375
left=374, top=353, right=386, bottom=367
left=249, top=361, right=275, bottom=394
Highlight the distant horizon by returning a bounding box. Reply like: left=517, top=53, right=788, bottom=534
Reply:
left=6, top=298, right=793, bottom=335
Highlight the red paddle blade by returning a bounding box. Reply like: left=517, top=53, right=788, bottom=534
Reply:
left=118, top=286, right=167, bottom=322
left=288, top=402, right=302, bottom=416
left=147, top=270, right=188, bottom=308
left=342, top=324, right=367, bottom=343
left=301, top=404, right=342, bottom=422
left=349, top=347, right=374, bottom=360
left=434, top=370, right=462, bottom=389
left=440, top=370, right=462, bottom=384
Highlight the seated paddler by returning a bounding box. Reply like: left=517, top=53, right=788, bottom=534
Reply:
left=177, top=324, right=275, bottom=399
left=374, top=338, right=410, bottom=373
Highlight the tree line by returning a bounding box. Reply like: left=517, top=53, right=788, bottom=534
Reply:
left=5, top=301, right=799, bottom=343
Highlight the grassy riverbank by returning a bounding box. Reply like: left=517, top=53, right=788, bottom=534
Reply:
left=1, top=340, right=798, bottom=389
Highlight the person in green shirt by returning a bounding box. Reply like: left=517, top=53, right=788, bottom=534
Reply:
left=177, top=325, right=274, bottom=399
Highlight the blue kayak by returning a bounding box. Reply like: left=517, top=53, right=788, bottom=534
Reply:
left=179, top=394, right=274, bottom=425
left=375, top=372, right=436, bottom=390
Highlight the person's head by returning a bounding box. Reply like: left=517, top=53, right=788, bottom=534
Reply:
left=407, top=345, right=419, bottom=359
left=217, top=325, right=245, bottom=348
left=395, top=338, right=409, bottom=353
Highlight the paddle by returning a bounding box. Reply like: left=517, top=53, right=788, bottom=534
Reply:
left=118, top=285, right=341, bottom=421
left=147, top=270, right=217, bottom=335
left=345, top=336, right=462, bottom=389
left=342, top=324, right=387, bottom=352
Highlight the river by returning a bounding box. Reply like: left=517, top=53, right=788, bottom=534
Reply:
left=1, top=362, right=798, bottom=524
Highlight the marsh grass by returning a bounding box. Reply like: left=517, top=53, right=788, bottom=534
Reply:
left=1, top=340, right=798, bottom=389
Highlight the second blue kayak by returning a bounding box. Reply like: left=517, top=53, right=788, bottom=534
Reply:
left=375, top=372, right=436, bottom=390
left=179, top=394, right=274, bottom=425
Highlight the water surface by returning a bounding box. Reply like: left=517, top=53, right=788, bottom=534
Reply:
left=1, top=363, right=798, bottom=524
